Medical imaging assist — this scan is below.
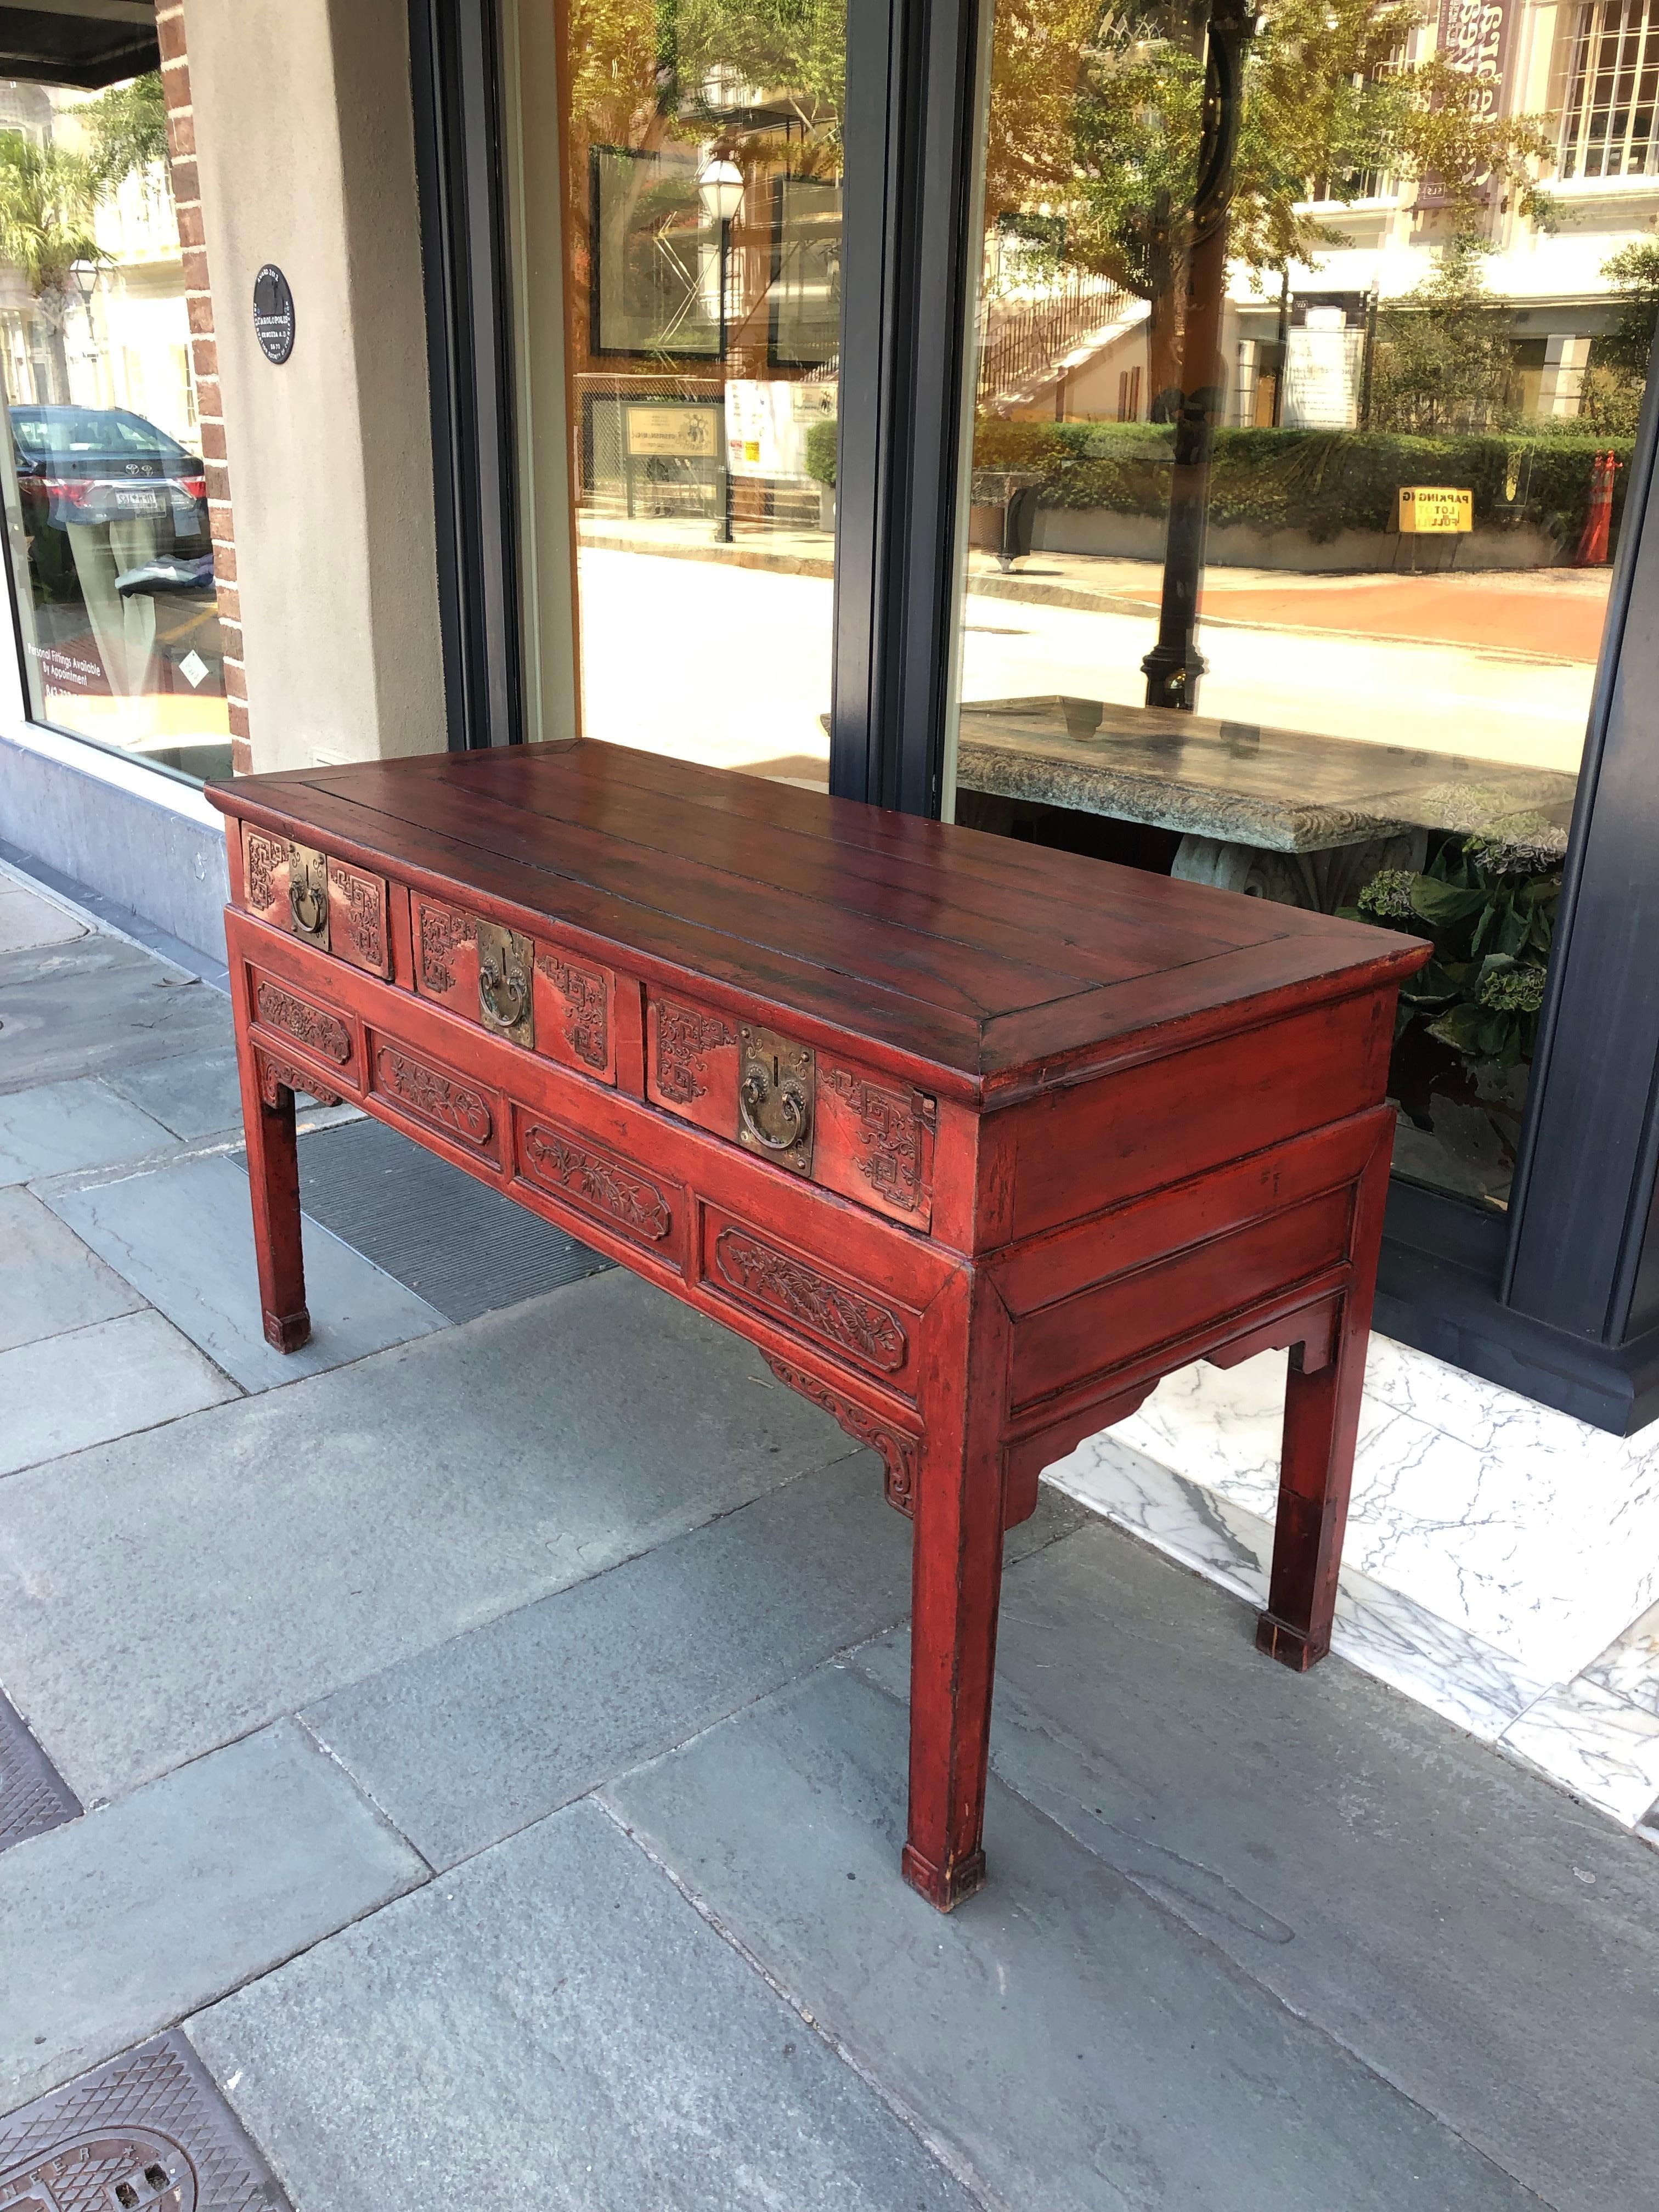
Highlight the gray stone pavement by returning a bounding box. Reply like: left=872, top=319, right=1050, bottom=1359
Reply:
left=2, top=861, right=1657, bottom=2210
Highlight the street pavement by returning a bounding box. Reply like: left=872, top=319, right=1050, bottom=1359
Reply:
left=1, top=863, right=1655, bottom=2211
left=573, top=539, right=1599, bottom=785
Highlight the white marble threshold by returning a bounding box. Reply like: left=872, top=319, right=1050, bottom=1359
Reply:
left=1043, top=1336, right=1659, bottom=1837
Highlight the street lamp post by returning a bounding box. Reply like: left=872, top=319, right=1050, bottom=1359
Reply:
left=1141, top=0, right=1257, bottom=713
left=698, top=156, right=743, bottom=544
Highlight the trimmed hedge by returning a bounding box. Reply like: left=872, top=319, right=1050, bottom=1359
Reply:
left=967, top=419, right=1633, bottom=548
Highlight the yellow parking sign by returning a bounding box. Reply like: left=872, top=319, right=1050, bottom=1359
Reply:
left=1397, top=485, right=1472, bottom=534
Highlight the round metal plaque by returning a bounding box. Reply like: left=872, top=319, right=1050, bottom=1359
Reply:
left=253, top=263, right=295, bottom=364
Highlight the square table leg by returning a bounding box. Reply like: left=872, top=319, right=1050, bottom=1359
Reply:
left=904, top=1272, right=1012, bottom=1910
left=230, top=1000, right=311, bottom=1355
left=1256, top=1125, right=1394, bottom=1669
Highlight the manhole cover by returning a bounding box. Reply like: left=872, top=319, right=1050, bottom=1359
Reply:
left=0, top=2033, right=289, bottom=2212
left=0, top=1694, right=78, bottom=1854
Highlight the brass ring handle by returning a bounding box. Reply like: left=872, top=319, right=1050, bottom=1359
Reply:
left=740, top=1068, right=810, bottom=1153
left=289, top=878, right=326, bottom=935
left=479, top=957, right=528, bottom=1029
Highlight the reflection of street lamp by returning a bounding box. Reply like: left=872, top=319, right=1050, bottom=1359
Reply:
left=70, top=261, right=98, bottom=356
left=697, top=156, right=743, bottom=229
left=699, top=157, right=743, bottom=544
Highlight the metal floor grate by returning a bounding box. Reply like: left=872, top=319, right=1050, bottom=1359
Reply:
left=0, top=2032, right=290, bottom=2207
left=0, top=1690, right=80, bottom=1855
left=295, top=1114, right=613, bottom=1324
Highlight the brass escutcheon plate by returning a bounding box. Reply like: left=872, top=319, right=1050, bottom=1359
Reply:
left=286, top=841, right=330, bottom=949
left=474, top=918, right=535, bottom=1047
left=737, top=1024, right=815, bottom=1175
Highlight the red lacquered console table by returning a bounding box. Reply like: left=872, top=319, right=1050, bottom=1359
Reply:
left=209, top=741, right=1427, bottom=1909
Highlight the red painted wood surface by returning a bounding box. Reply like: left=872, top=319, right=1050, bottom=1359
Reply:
left=210, top=740, right=1429, bottom=1911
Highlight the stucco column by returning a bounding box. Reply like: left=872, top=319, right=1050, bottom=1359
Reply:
left=184, top=0, right=447, bottom=769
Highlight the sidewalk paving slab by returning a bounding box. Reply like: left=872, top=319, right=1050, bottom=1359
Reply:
left=0, top=1269, right=856, bottom=1805
left=307, top=1459, right=1077, bottom=1872
left=606, top=1662, right=1543, bottom=2212
left=0, top=936, right=230, bottom=1094
left=0, top=1186, right=143, bottom=1351
left=0, top=1307, right=240, bottom=1479
left=0, top=1717, right=425, bottom=2111
left=104, top=1045, right=247, bottom=1142
left=188, top=1796, right=973, bottom=2212
left=853, top=1517, right=1659, bottom=2212
left=44, top=1152, right=444, bottom=1390
left=0, top=1076, right=176, bottom=1183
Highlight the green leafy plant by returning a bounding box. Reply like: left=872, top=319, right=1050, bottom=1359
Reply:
left=76, top=70, right=168, bottom=192
left=0, top=131, right=103, bottom=400
left=804, top=416, right=837, bottom=487
left=1346, top=831, right=1560, bottom=1076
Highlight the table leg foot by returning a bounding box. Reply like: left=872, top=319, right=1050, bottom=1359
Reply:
left=263, top=1306, right=312, bottom=1353
left=901, top=1842, right=988, bottom=1912
left=1255, top=1610, right=1329, bottom=1671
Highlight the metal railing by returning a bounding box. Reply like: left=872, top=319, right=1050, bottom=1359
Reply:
left=975, top=269, right=1128, bottom=408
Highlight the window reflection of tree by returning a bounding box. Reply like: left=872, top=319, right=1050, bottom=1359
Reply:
left=977, top=0, right=1557, bottom=709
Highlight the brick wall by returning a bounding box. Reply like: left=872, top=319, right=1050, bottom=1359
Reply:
left=157, top=1, right=250, bottom=774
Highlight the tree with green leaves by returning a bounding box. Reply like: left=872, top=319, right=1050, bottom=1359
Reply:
left=981, top=0, right=1555, bottom=413
left=76, top=70, right=168, bottom=193
left=1587, top=238, right=1659, bottom=435
left=0, top=132, right=103, bottom=400
left=1368, top=234, right=1519, bottom=434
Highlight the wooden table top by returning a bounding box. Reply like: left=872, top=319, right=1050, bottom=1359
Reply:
left=213, top=740, right=1425, bottom=1097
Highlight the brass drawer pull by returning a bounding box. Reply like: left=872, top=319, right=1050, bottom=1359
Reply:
left=479, top=951, right=528, bottom=1031
left=737, top=1025, right=814, bottom=1175
left=289, top=876, right=326, bottom=936
left=285, top=842, right=330, bottom=947
left=473, top=918, right=534, bottom=1047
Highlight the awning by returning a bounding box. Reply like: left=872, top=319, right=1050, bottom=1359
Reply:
left=0, top=1, right=159, bottom=90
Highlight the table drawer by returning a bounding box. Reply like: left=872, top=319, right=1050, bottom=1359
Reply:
left=246, top=966, right=363, bottom=1093
left=241, top=823, right=390, bottom=978
left=410, top=889, right=618, bottom=1084
left=645, top=989, right=935, bottom=1229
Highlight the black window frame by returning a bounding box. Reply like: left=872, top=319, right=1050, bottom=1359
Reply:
left=408, top=0, right=1659, bottom=1435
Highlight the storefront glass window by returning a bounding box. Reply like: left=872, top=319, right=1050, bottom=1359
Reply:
left=517, top=0, right=843, bottom=785
left=942, top=0, right=1647, bottom=1211
left=0, top=74, right=228, bottom=782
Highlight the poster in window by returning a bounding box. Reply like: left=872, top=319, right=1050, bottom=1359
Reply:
left=769, top=176, right=842, bottom=368
left=590, top=145, right=724, bottom=359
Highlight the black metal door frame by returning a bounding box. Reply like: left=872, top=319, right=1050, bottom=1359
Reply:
left=408, top=0, right=1659, bottom=1434
left=409, top=0, right=523, bottom=752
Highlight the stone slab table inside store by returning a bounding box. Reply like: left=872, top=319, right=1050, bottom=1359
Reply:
left=956, top=696, right=1578, bottom=910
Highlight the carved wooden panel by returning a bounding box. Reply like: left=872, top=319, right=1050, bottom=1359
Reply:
left=411, top=893, right=480, bottom=1021
left=816, top=1063, right=935, bottom=1229
left=326, top=858, right=391, bottom=978
left=765, top=1354, right=919, bottom=1514
left=258, top=1052, right=343, bottom=1110
left=515, top=1112, right=676, bottom=1252
left=241, top=823, right=289, bottom=930
left=369, top=1036, right=498, bottom=1156
left=647, top=994, right=740, bottom=1136
left=705, top=1216, right=912, bottom=1379
left=533, top=946, right=617, bottom=1083
left=251, top=976, right=353, bottom=1070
